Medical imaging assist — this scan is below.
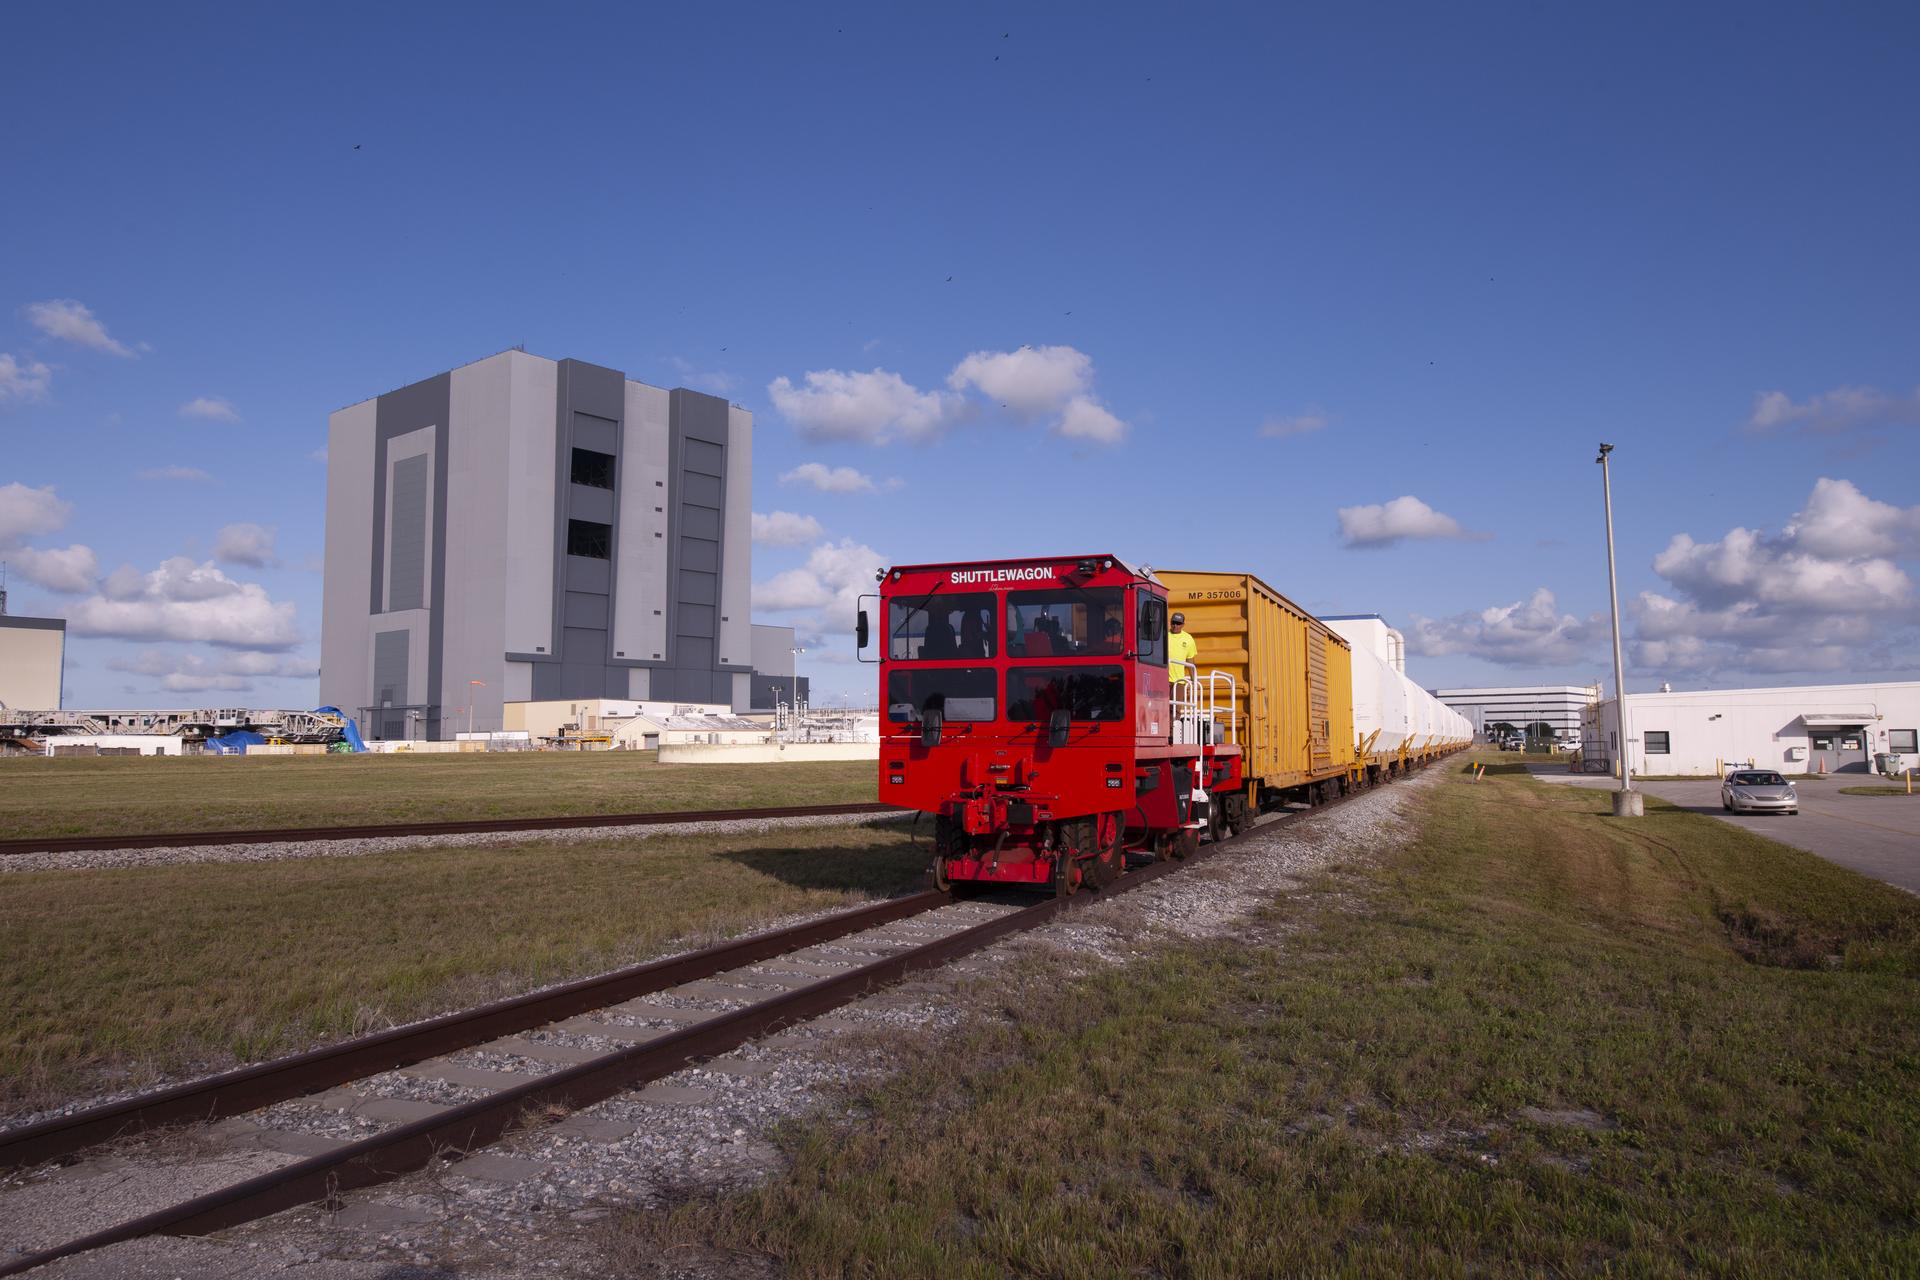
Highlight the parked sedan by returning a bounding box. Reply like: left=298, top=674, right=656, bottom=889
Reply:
left=1722, top=769, right=1799, bottom=815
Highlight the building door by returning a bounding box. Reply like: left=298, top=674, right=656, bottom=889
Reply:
left=1809, top=730, right=1869, bottom=774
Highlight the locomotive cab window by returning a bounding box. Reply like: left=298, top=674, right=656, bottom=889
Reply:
left=1005, top=588, right=1125, bottom=658
left=1137, top=596, right=1167, bottom=665
left=888, top=593, right=996, bottom=661
left=1007, top=666, right=1125, bottom=723
left=887, top=667, right=996, bottom=723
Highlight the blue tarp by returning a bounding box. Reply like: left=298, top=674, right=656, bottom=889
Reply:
left=313, top=706, right=367, bottom=752
left=205, top=729, right=268, bottom=755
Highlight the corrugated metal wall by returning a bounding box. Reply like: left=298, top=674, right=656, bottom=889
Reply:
left=1161, top=570, right=1355, bottom=793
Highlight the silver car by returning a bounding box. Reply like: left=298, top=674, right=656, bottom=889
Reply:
left=1721, top=769, right=1798, bottom=815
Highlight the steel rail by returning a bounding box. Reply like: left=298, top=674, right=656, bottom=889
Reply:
left=0, top=891, right=945, bottom=1173
left=0, top=802, right=899, bottom=857
left=0, top=762, right=1455, bottom=1277
left=0, top=835, right=1238, bottom=1278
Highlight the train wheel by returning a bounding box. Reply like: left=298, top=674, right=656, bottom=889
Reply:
left=1207, top=799, right=1227, bottom=844
left=1088, top=813, right=1122, bottom=887
left=1174, top=828, right=1199, bottom=860
left=1052, top=848, right=1079, bottom=897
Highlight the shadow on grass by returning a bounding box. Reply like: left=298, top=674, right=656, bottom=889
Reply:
left=719, top=836, right=928, bottom=896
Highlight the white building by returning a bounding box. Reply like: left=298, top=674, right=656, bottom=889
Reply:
left=1433, top=684, right=1597, bottom=746
left=1588, top=681, right=1920, bottom=777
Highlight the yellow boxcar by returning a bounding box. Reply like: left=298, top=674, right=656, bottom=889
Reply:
left=1160, top=570, right=1355, bottom=806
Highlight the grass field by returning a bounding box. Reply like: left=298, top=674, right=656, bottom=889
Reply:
left=0, top=752, right=877, bottom=839
left=1839, top=784, right=1915, bottom=796
left=0, top=822, right=923, bottom=1119
left=617, top=756, right=1920, bottom=1277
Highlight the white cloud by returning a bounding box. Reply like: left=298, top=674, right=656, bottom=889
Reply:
left=768, top=369, right=966, bottom=444
left=1746, top=385, right=1920, bottom=437
left=948, top=345, right=1093, bottom=417
left=780, top=463, right=880, bottom=494
left=1261, top=410, right=1329, bottom=439
left=68, top=556, right=300, bottom=648
left=666, top=356, right=738, bottom=396
left=752, top=539, right=884, bottom=652
left=948, top=344, right=1127, bottom=445
left=0, top=482, right=71, bottom=544
left=25, top=299, right=133, bottom=356
left=140, top=465, right=212, bottom=482
left=768, top=343, right=1127, bottom=447
left=179, top=396, right=240, bottom=422
left=1406, top=588, right=1604, bottom=668
left=752, top=511, right=825, bottom=547
left=0, top=354, right=53, bottom=403
left=1337, top=496, right=1485, bottom=548
left=1057, top=397, right=1126, bottom=444
left=6, top=544, right=99, bottom=594
left=1629, top=477, right=1920, bottom=680
left=108, top=648, right=319, bottom=694
left=212, top=522, right=279, bottom=568
left=310, top=446, right=328, bottom=463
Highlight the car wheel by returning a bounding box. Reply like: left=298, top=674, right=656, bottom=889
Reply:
left=1789, top=809, right=1799, bottom=815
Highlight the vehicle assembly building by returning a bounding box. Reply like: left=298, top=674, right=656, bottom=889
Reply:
left=320, top=350, right=755, bottom=740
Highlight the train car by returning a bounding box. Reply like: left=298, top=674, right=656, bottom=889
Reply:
left=1158, top=570, right=1356, bottom=810
left=866, top=555, right=1249, bottom=896
left=1324, top=615, right=1473, bottom=778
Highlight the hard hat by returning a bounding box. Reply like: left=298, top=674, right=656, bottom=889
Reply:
left=1170, top=611, right=1185, bottom=624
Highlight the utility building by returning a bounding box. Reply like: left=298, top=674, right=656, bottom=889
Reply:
left=321, top=350, right=752, bottom=740
left=1433, top=684, right=1597, bottom=747
left=0, top=615, right=65, bottom=710
left=1588, top=681, right=1920, bottom=777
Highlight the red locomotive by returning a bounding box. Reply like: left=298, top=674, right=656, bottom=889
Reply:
left=860, top=555, right=1250, bottom=895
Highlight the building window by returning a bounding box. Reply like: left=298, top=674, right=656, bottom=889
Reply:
left=571, top=448, right=615, bottom=489
left=1644, top=731, right=1670, bottom=754
left=1891, top=729, right=1917, bottom=754
left=567, top=519, right=612, bottom=559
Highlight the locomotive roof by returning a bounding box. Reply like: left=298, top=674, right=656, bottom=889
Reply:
left=884, top=554, right=1157, bottom=582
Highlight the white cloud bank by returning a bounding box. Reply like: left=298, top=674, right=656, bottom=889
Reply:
left=212, top=522, right=278, bottom=568
left=0, top=354, right=53, bottom=403
left=752, top=538, right=885, bottom=655
left=0, top=483, right=97, bottom=594
left=1631, top=477, right=1919, bottom=678
left=1406, top=588, right=1604, bottom=668
left=779, top=463, right=886, bottom=494
left=1260, top=410, right=1329, bottom=439
left=69, top=557, right=300, bottom=649
left=768, top=344, right=1126, bottom=446
left=752, top=511, right=825, bottom=547
left=1746, top=385, right=1920, bottom=438
left=108, top=648, right=319, bottom=694
left=1337, top=496, right=1486, bottom=548
left=179, top=396, right=240, bottom=422
left=25, top=299, right=134, bottom=356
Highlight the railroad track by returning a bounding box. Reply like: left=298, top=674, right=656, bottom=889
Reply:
left=0, top=766, right=1432, bottom=1276
left=0, top=801, right=899, bottom=857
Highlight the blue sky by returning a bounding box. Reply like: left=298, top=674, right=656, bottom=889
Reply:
left=3, top=2, right=1916, bottom=710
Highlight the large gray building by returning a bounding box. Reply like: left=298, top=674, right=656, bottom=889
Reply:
left=321, top=350, right=752, bottom=740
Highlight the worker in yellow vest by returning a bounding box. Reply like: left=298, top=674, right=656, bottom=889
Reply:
left=1168, top=610, right=1197, bottom=689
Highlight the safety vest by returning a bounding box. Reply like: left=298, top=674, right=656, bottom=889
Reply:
left=1169, top=629, right=1197, bottom=682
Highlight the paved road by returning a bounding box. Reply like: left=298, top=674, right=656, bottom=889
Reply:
left=1527, top=766, right=1920, bottom=894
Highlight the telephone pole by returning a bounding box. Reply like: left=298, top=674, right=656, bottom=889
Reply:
left=1598, top=443, right=1641, bottom=817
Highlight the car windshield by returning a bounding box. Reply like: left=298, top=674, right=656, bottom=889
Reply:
left=1731, top=771, right=1787, bottom=786
left=1006, top=665, right=1126, bottom=723
left=888, top=593, right=996, bottom=661
left=1005, top=588, right=1126, bottom=658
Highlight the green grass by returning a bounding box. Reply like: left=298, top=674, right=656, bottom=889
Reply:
left=0, top=752, right=877, bottom=839
left=613, top=755, right=1920, bottom=1278
left=0, top=822, right=924, bottom=1118
left=1839, top=784, right=1916, bottom=796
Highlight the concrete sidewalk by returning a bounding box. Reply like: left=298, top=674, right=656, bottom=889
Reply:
left=1526, top=766, right=1920, bottom=895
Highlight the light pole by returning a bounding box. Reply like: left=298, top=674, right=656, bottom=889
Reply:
left=1597, top=443, right=1641, bottom=817
left=468, top=680, right=485, bottom=738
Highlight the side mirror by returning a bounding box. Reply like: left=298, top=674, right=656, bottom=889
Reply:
left=1048, top=708, right=1070, bottom=747
left=856, top=609, right=870, bottom=650
left=921, top=705, right=944, bottom=747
